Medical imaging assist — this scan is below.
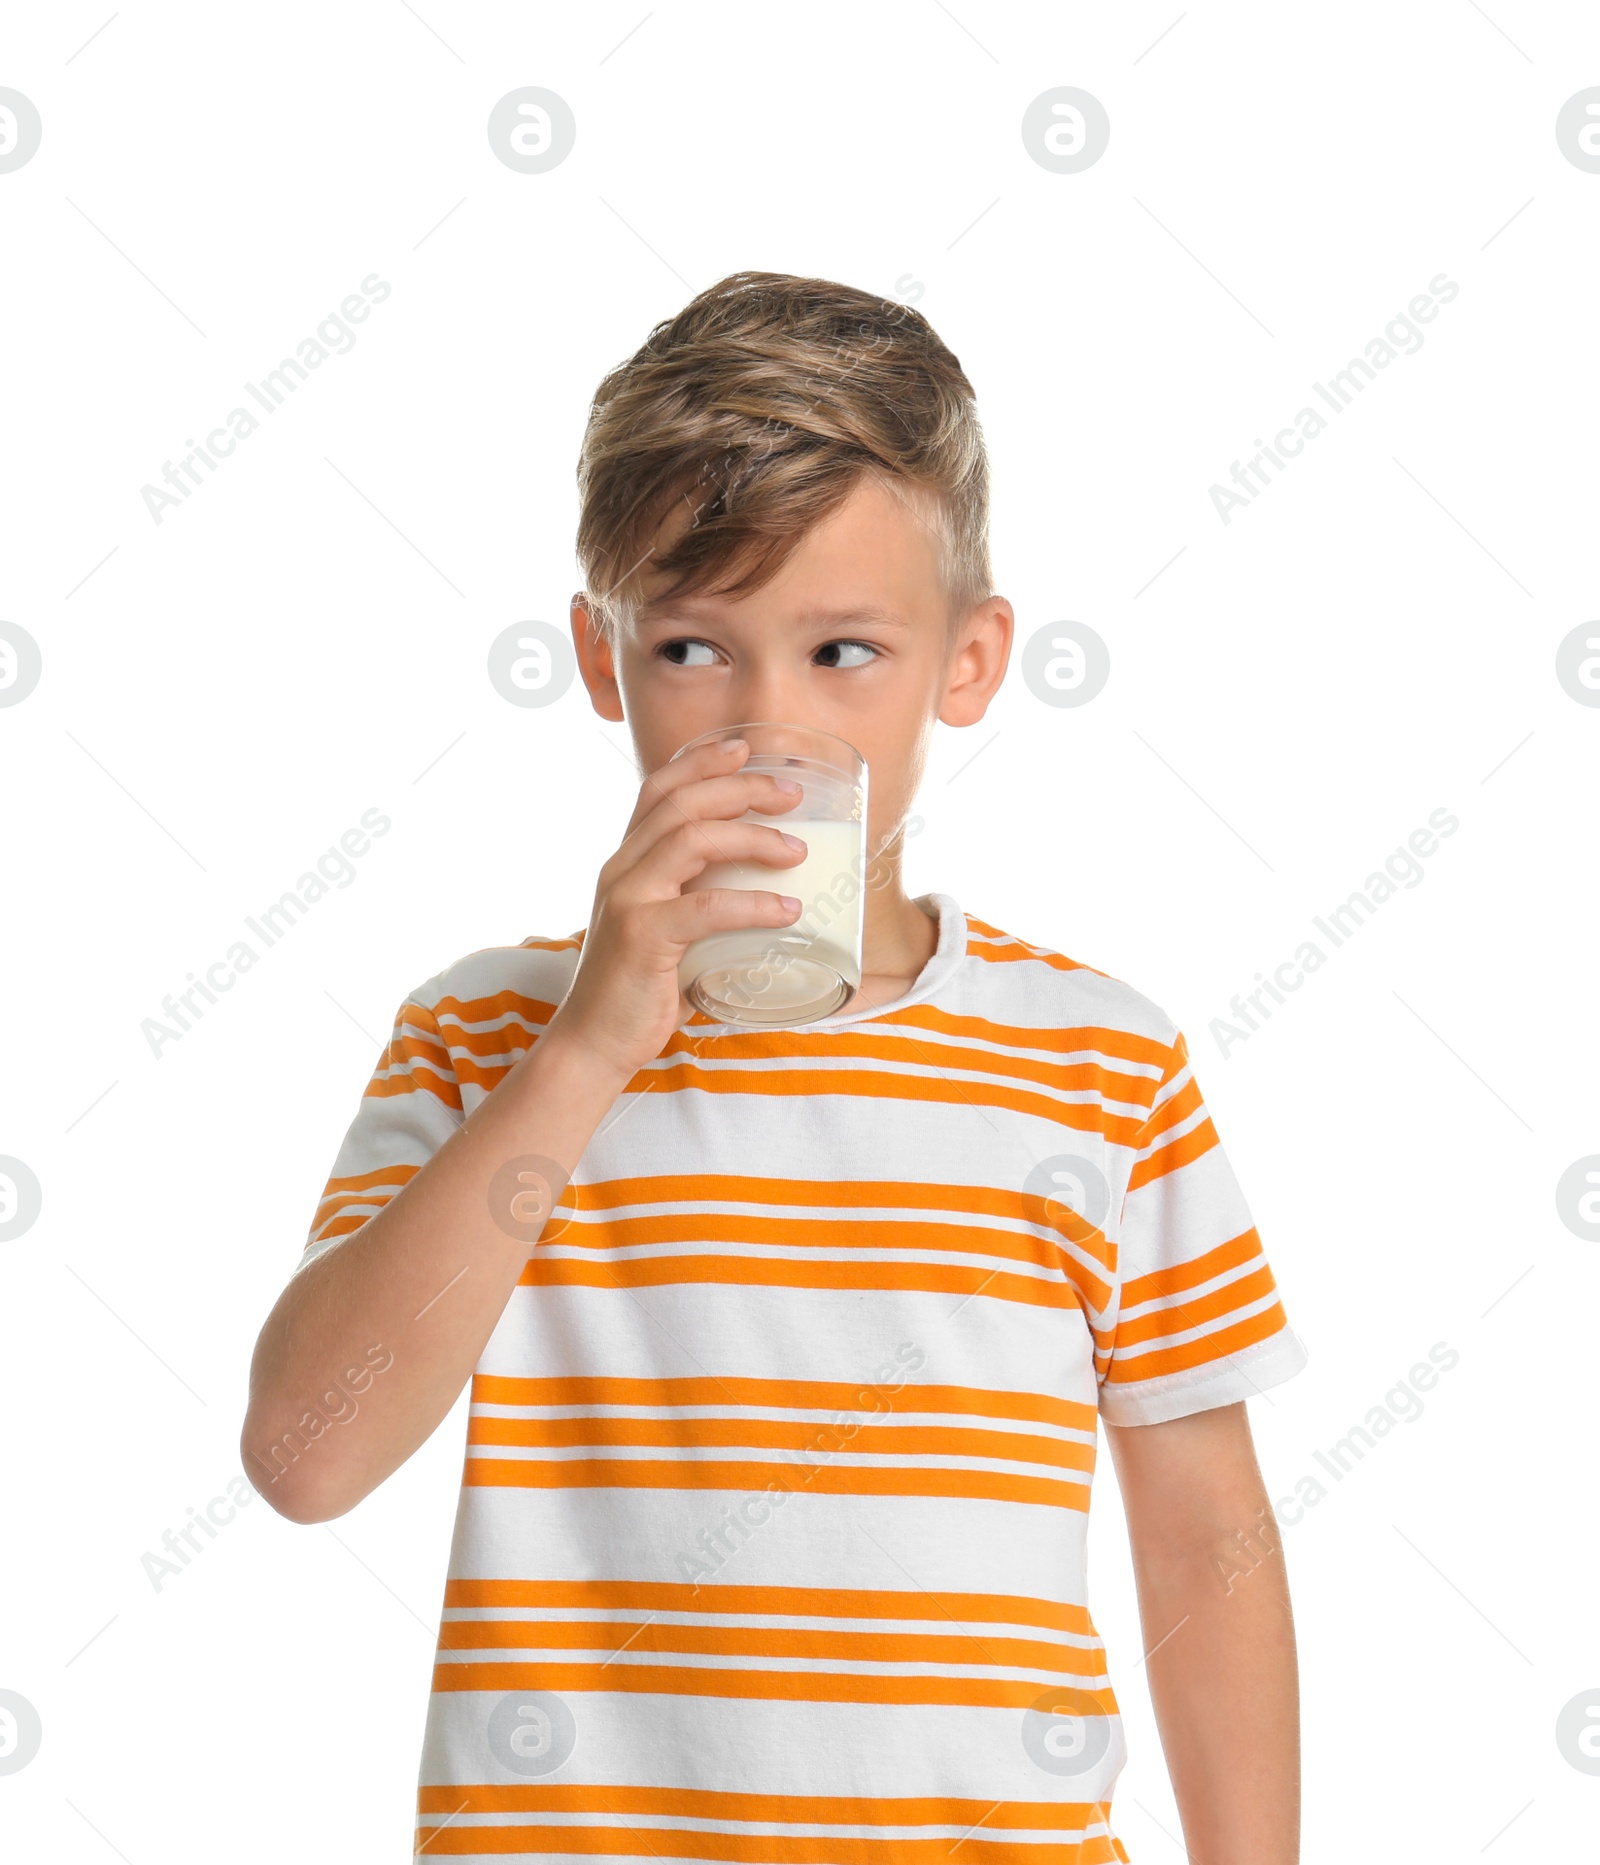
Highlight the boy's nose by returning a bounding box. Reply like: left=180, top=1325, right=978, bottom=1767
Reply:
left=726, top=694, right=813, bottom=730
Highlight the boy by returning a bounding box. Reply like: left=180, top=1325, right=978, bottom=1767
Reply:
left=242, top=271, right=1308, bottom=1863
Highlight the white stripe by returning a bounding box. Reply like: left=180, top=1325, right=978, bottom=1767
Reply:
left=415, top=1813, right=1111, bottom=1842
left=549, top=1195, right=1067, bottom=1228
left=634, top=1043, right=1128, bottom=1109
left=439, top=1606, right=1104, bottom=1644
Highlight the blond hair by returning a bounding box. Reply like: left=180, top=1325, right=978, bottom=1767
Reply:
left=574, top=271, right=993, bottom=648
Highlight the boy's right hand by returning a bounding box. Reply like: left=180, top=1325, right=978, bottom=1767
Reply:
left=545, top=735, right=810, bottom=1080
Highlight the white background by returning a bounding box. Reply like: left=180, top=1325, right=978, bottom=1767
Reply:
left=2, top=2, right=1596, bottom=1858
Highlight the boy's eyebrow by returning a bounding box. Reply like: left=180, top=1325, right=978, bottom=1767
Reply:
left=634, top=601, right=910, bottom=629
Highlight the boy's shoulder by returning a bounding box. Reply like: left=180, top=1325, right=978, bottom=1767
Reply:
left=959, top=907, right=1183, bottom=1058
left=398, top=928, right=587, bottom=1027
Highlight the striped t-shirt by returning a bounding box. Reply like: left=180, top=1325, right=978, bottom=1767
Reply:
left=300, top=891, right=1308, bottom=1862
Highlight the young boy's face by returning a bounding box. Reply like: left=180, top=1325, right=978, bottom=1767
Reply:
left=572, top=473, right=1012, bottom=858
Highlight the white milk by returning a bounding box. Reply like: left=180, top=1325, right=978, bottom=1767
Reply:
left=678, top=816, right=865, bottom=1018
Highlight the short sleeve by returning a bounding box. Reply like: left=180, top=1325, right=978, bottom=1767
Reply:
left=296, top=990, right=464, bottom=1274
left=1097, top=1027, right=1308, bottom=1426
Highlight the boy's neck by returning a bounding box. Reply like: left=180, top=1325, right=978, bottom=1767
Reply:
left=855, top=884, right=941, bottom=1007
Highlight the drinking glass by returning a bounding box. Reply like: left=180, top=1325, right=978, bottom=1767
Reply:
left=670, top=721, right=868, bottom=1027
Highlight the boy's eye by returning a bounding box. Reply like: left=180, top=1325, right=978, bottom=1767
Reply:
left=657, top=638, right=718, bottom=667
left=654, top=637, right=880, bottom=668
left=814, top=639, right=879, bottom=669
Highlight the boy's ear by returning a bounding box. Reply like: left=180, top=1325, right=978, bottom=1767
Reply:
left=570, top=592, right=626, bottom=724
left=937, top=596, right=1014, bottom=729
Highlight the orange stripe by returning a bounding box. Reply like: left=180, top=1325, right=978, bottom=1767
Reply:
left=307, top=1165, right=424, bottom=1246
left=612, top=1056, right=1126, bottom=1139
left=309, top=1209, right=392, bottom=1245
left=463, top=1454, right=1088, bottom=1511
left=811, top=1000, right=1165, bottom=1069
left=965, top=915, right=1111, bottom=980
left=378, top=1031, right=454, bottom=1077
left=470, top=1374, right=1097, bottom=1434
left=435, top=1618, right=1101, bottom=1674
left=433, top=989, right=557, bottom=1044
left=468, top=1413, right=1095, bottom=1474
left=1122, top=1030, right=1229, bottom=1194
left=310, top=1188, right=410, bottom=1234
left=518, top=1251, right=1083, bottom=1313
left=309, top=1163, right=419, bottom=1217
left=435, top=984, right=559, bottom=1016
left=427, top=1658, right=1119, bottom=1715
left=655, top=1021, right=1162, bottom=1110
left=571, top=1169, right=1105, bottom=1227
left=1120, top=1229, right=1266, bottom=1307
left=357, top=998, right=461, bottom=1101
left=441, top=1578, right=1097, bottom=1636
left=411, top=1818, right=1126, bottom=1863
left=1113, top=1268, right=1276, bottom=1350
left=418, top=1781, right=1113, bottom=1829
left=1127, top=1108, right=1218, bottom=1191
left=1102, top=1303, right=1290, bottom=1385
left=571, top=1171, right=1026, bottom=1216
left=365, top=1063, right=461, bottom=1110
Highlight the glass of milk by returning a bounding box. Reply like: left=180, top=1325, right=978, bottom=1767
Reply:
left=669, top=722, right=868, bottom=1028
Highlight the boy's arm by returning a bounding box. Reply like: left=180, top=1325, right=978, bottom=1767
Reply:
left=242, top=736, right=813, bottom=1526
left=1104, top=1402, right=1300, bottom=1865
left=240, top=1028, right=630, bottom=1524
